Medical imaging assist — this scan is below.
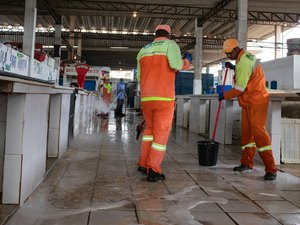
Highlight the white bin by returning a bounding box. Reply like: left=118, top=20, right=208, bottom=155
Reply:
left=281, top=118, right=300, bottom=163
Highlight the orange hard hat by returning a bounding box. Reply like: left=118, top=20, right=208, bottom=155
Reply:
left=223, top=38, right=239, bottom=53
left=155, top=24, right=171, bottom=34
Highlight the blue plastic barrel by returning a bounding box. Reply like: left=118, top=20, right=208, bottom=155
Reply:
left=271, top=80, right=277, bottom=90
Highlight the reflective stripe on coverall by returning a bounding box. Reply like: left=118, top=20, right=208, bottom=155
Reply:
left=136, top=37, right=190, bottom=173
left=223, top=49, right=277, bottom=173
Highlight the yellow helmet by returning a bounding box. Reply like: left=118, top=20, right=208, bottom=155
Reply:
left=223, top=38, right=239, bottom=53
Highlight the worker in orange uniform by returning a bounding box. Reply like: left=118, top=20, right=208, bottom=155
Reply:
left=136, top=24, right=191, bottom=182
left=219, top=38, right=277, bottom=180
left=98, top=77, right=112, bottom=118
left=102, top=77, right=112, bottom=106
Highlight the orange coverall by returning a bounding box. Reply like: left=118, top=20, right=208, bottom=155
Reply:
left=102, top=81, right=111, bottom=106
left=136, top=37, right=190, bottom=173
left=223, top=49, right=277, bottom=173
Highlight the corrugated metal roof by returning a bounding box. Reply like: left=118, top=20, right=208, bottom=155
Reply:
left=0, top=0, right=299, bottom=68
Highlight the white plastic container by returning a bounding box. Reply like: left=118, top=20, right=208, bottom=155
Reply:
left=281, top=118, right=300, bottom=163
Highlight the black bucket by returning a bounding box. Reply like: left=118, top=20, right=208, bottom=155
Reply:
left=197, top=141, right=219, bottom=166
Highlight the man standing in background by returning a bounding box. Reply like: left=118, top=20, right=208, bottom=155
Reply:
left=115, top=78, right=126, bottom=117
left=136, top=24, right=192, bottom=182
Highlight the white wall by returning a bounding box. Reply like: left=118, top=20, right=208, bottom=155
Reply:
left=262, top=55, right=300, bottom=90
left=0, top=95, right=7, bottom=193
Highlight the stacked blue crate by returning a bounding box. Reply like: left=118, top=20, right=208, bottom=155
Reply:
left=175, top=71, right=194, bottom=95
left=201, top=73, right=214, bottom=94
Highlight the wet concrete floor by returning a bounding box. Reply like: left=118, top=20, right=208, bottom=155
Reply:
left=3, top=95, right=300, bottom=225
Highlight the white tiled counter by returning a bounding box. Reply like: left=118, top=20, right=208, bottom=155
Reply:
left=190, top=95, right=214, bottom=135
left=176, top=95, right=191, bottom=129
left=209, top=98, right=234, bottom=145
left=0, top=75, right=73, bottom=205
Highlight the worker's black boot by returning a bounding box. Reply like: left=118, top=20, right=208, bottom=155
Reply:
left=233, top=164, right=252, bottom=171
left=264, top=172, right=277, bottom=180
left=137, top=166, right=147, bottom=174
left=147, top=168, right=165, bottom=182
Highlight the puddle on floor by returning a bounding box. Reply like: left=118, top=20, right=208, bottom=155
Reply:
left=6, top=185, right=228, bottom=225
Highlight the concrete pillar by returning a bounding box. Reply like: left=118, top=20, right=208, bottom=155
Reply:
left=68, top=16, right=76, bottom=61
left=206, top=66, right=210, bottom=74
left=275, top=25, right=283, bottom=59
left=54, top=23, right=62, bottom=84
left=236, top=0, right=248, bottom=50
left=22, top=0, right=37, bottom=76
left=77, top=33, right=82, bottom=61
left=174, top=20, right=181, bottom=37
left=54, top=23, right=62, bottom=58
left=194, top=18, right=203, bottom=94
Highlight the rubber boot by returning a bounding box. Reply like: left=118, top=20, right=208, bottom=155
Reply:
left=147, top=168, right=165, bottom=182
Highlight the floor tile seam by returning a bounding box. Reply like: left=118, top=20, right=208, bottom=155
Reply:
left=254, top=199, right=300, bottom=212
left=222, top=211, right=241, bottom=225
left=216, top=199, right=286, bottom=224
left=191, top=172, right=260, bottom=217
left=166, top=152, right=223, bottom=209
left=89, top=134, right=107, bottom=210
left=280, top=198, right=300, bottom=208
left=226, top=212, right=283, bottom=225
left=117, top=122, right=146, bottom=224
left=121, top=118, right=173, bottom=222
left=51, top=149, right=82, bottom=191
left=0, top=205, right=19, bottom=225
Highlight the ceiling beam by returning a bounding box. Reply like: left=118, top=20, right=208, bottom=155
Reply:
left=197, top=0, right=233, bottom=26
left=40, top=0, right=61, bottom=25
left=0, top=1, right=299, bottom=26
left=181, top=0, right=233, bottom=53
left=40, top=0, right=74, bottom=52
left=0, top=30, right=224, bottom=49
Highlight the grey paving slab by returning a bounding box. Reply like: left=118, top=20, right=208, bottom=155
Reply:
left=281, top=190, right=300, bottom=207
left=89, top=210, right=138, bottom=225
left=271, top=213, right=300, bottom=225
left=189, top=173, right=224, bottom=181
left=135, top=198, right=176, bottom=211
left=255, top=200, right=300, bottom=213
left=229, top=213, right=282, bottom=225
left=198, top=180, right=235, bottom=190
left=190, top=203, right=223, bottom=212
left=136, top=210, right=167, bottom=225
left=218, top=199, right=264, bottom=213
left=238, top=189, right=284, bottom=201
left=36, top=212, right=89, bottom=225
left=191, top=212, right=236, bottom=225
left=204, top=188, right=249, bottom=200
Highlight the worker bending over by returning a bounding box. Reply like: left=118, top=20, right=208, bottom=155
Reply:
left=219, top=38, right=277, bottom=180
